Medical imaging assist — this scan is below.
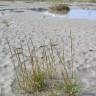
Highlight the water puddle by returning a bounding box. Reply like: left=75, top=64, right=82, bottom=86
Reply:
left=43, top=8, right=96, bottom=20
left=0, top=7, right=96, bottom=20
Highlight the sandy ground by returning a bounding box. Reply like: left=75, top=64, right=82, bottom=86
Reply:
left=0, top=1, right=96, bottom=96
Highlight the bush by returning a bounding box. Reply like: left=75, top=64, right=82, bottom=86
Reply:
left=49, top=4, right=70, bottom=14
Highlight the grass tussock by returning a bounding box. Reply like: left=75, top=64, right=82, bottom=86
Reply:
left=1, top=19, right=10, bottom=27
left=49, top=4, right=70, bottom=15
left=7, top=33, right=81, bottom=96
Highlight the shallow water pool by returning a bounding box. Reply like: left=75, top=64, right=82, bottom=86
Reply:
left=44, top=8, right=96, bottom=20
left=0, top=7, right=96, bottom=20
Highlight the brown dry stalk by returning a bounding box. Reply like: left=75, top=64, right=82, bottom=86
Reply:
left=25, top=35, right=35, bottom=75
left=19, top=41, right=32, bottom=90
left=70, top=30, right=74, bottom=79
left=6, top=38, right=21, bottom=89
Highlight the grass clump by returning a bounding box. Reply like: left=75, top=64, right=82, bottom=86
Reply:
left=18, top=69, right=46, bottom=93
left=32, top=69, right=46, bottom=91
left=57, top=48, right=80, bottom=96
left=62, top=72, right=80, bottom=96
left=49, top=4, right=70, bottom=15
left=61, top=30, right=80, bottom=96
left=64, top=82, right=80, bottom=96
left=7, top=34, right=81, bottom=96
left=7, top=38, right=47, bottom=94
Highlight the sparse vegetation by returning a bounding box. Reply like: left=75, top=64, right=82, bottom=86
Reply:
left=7, top=34, right=80, bottom=96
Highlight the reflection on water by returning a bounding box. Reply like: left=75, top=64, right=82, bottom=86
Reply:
left=44, top=8, right=96, bottom=20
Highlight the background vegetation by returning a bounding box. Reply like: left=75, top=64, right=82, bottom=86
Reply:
left=0, top=0, right=96, bottom=2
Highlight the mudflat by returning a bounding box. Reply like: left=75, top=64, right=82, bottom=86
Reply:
left=0, top=1, right=96, bottom=96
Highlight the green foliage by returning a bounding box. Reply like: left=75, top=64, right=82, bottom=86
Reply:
left=32, top=70, right=46, bottom=91
left=64, top=80, right=80, bottom=96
